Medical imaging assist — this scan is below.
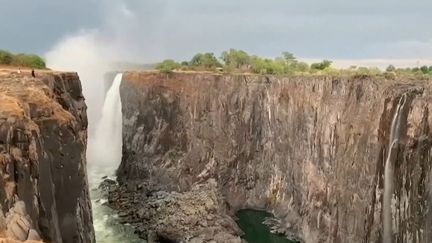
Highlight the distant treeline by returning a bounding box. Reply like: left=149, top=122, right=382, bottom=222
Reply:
left=385, top=64, right=432, bottom=76
left=156, top=49, right=432, bottom=78
left=156, top=49, right=330, bottom=75
left=0, top=50, right=46, bottom=69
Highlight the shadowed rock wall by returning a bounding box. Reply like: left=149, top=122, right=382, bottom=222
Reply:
left=0, top=70, right=94, bottom=243
left=118, top=71, right=432, bottom=243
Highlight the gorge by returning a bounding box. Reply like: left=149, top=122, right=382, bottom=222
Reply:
left=111, top=71, right=432, bottom=243
left=2, top=69, right=432, bottom=243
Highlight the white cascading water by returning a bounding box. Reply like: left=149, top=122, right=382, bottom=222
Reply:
left=383, top=93, right=407, bottom=243
left=87, top=73, right=123, bottom=181
left=88, top=73, right=143, bottom=243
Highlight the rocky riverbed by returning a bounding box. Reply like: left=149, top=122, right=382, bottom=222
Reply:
left=104, top=178, right=242, bottom=242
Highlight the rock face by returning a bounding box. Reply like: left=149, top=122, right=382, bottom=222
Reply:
left=116, top=71, right=432, bottom=243
left=107, top=178, right=242, bottom=242
left=0, top=70, right=94, bottom=243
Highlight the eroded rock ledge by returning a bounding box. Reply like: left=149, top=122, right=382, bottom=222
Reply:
left=114, top=71, right=432, bottom=243
left=0, top=70, right=94, bottom=243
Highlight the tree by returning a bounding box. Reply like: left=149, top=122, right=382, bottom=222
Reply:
left=250, top=56, right=267, bottom=74
left=311, top=60, right=332, bottom=70
left=386, top=65, right=396, bottom=72
left=220, top=49, right=251, bottom=69
left=0, top=50, right=13, bottom=65
left=420, top=65, right=429, bottom=74
left=282, top=52, right=296, bottom=62
left=294, top=62, right=309, bottom=72
left=156, top=59, right=181, bottom=73
left=190, top=52, right=221, bottom=69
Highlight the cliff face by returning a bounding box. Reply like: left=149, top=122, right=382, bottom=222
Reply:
left=0, top=70, right=94, bottom=243
left=117, top=71, right=432, bottom=243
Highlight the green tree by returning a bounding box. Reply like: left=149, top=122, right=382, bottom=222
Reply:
left=294, top=62, right=309, bottom=72
left=190, top=52, right=221, bottom=69
left=281, top=52, right=296, bottom=62
left=412, top=67, right=421, bottom=72
left=386, top=65, right=396, bottom=72
left=311, top=60, right=332, bottom=70
left=420, top=65, right=429, bottom=74
left=220, top=49, right=251, bottom=69
left=156, top=59, right=181, bottom=73
left=250, top=56, right=267, bottom=74
left=0, top=50, right=13, bottom=65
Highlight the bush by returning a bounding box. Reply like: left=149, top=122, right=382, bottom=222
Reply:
left=156, top=59, right=181, bottom=73
left=0, top=50, right=46, bottom=69
left=386, top=65, right=396, bottom=72
left=221, top=49, right=251, bottom=69
left=189, top=53, right=221, bottom=70
left=420, top=65, right=430, bottom=74
left=0, top=50, right=13, bottom=65
left=311, top=60, right=332, bottom=70
left=12, top=54, right=46, bottom=69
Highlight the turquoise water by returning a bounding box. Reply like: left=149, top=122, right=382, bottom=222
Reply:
left=235, top=209, right=296, bottom=243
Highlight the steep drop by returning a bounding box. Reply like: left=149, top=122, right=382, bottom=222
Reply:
left=115, top=72, right=432, bottom=242
left=87, top=73, right=123, bottom=180
left=0, top=70, right=94, bottom=242
left=87, top=73, right=144, bottom=243
left=383, top=94, right=407, bottom=243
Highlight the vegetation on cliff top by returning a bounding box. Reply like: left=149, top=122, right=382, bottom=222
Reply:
left=157, top=49, right=317, bottom=75
left=156, top=49, right=432, bottom=79
left=0, top=50, right=46, bottom=69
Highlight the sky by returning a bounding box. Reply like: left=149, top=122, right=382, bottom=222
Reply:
left=1, top=0, right=432, bottom=66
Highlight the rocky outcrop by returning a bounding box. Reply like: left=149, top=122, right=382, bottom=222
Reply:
left=106, top=178, right=241, bottom=242
left=116, top=71, right=432, bottom=243
left=0, top=70, right=94, bottom=243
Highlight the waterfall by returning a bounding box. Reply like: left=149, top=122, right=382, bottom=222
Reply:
left=87, top=73, right=123, bottom=185
left=86, top=73, right=143, bottom=243
left=383, top=94, right=407, bottom=243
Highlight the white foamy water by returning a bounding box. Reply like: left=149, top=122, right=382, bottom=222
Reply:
left=383, top=94, right=407, bottom=243
left=87, top=73, right=144, bottom=243
left=87, top=73, right=123, bottom=181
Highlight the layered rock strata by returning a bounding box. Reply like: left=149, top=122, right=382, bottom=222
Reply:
left=115, top=71, right=432, bottom=243
left=0, top=69, right=94, bottom=243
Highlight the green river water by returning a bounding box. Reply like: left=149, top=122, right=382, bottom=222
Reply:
left=235, top=209, right=296, bottom=243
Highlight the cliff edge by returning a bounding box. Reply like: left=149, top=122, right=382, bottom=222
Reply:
left=113, top=71, right=432, bottom=243
left=0, top=69, right=94, bottom=243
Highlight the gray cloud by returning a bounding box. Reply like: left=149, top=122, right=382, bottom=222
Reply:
left=2, top=0, right=432, bottom=61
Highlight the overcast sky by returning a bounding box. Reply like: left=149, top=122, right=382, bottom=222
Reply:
left=1, top=0, right=432, bottom=65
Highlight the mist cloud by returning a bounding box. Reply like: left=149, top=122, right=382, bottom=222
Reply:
left=41, top=0, right=432, bottom=127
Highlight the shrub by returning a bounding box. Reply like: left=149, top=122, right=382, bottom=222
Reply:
left=0, top=50, right=13, bottom=65
left=0, top=50, right=46, bottom=69
left=221, top=49, right=251, bottom=69
left=311, top=60, right=332, bottom=70
left=386, top=65, right=396, bottom=72
left=420, top=65, right=430, bottom=74
left=12, top=54, right=46, bottom=69
left=189, top=53, right=221, bottom=70
left=156, top=59, right=181, bottom=73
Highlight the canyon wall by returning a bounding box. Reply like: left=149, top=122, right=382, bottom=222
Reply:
left=0, top=70, right=94, bottom=243
left=117, top=71, right=432, bottom=243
